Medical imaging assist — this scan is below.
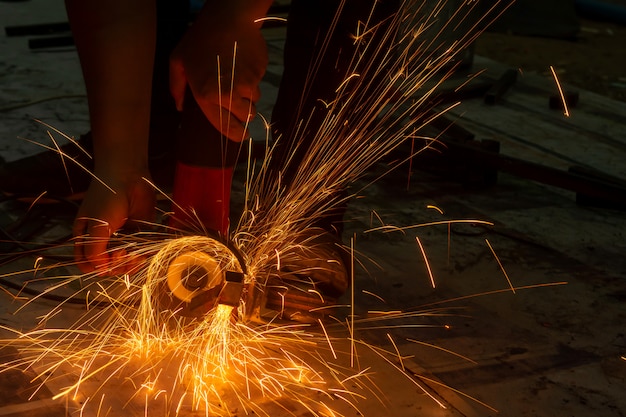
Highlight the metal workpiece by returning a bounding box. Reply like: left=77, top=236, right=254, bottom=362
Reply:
left=238, top=279, right=270, bottom=324
left=236, top=275, right=328, bottom=325
left=216, top=271, right=245, bottom=308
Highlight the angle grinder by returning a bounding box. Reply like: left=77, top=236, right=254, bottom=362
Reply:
left=146, top=235, right=247, bottom=318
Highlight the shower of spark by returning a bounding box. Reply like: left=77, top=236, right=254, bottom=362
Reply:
left=0, top=1, right=515, bottom=415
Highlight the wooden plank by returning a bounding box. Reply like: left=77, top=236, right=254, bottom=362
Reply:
left=443, top=57, right=626, bottom=180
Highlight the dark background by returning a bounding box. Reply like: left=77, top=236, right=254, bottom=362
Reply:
left=477, top=0, right=626, bottom=102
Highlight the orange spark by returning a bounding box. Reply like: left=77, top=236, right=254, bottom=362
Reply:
left=415, top=236, right=436, bottom=288
left=550, top=65, right=570, bottom=117
left=485, top=239, right=515, bottom=293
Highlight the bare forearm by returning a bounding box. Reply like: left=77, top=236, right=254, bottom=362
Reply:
left=65, top=0, right=156, bottom=173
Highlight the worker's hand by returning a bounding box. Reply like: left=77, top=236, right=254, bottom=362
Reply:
left=169, top=3, right=269, bottom=142
left=73, top=169, right=155, bottom=275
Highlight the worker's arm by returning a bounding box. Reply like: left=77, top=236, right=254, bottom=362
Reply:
left=169, top=0, right=274, bottom=142
left=66, top=0, right=157, bottom=273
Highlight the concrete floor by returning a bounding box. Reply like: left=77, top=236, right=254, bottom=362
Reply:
left=1, top=1, right=626, bottom=416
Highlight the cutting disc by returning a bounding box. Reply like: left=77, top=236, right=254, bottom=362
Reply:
left=146, top=236, right=246, bottom=318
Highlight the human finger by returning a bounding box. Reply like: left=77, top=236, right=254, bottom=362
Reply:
left=73, top=217, right=95, bottom=273
left=202, top=100, right=254, bottom=142
left=169, top=58, right=187, bottom=112
left=108, top=247, right=136, bottom=276
left=235, top=83, right=261, bottom=106
left=81, top=219, right=113, bottom=275
left=225, top=94, right=257, bottom=128
left=113, top=251, right=146, bottom=276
